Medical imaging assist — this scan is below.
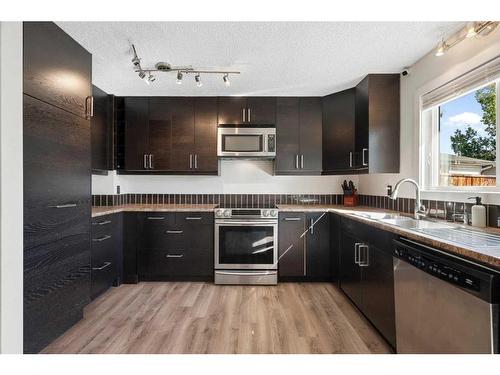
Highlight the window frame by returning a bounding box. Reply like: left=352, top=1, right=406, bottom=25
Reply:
left=421, top=78, right=500, bottom=192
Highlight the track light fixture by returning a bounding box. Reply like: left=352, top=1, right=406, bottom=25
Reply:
left=434, top=21, right=498, bottom=57
left=130, top=44, right=240, bottom=86
left=195, top=73, right=203, bottom=87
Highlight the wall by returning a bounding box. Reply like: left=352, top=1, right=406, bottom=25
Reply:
left=0, top=22, right=23, bottom=354
left=92, top=160, right=358, bottom=195
left=358, top=29, right=500, bottom=204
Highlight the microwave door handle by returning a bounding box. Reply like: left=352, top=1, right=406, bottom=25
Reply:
left=242, top=108, right=246, bottom=123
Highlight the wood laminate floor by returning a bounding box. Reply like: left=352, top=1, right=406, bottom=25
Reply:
left=42, top=282, right=393, bottom=354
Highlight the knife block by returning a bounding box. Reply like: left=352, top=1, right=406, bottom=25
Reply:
left=343, top=193, right=358, bottom=207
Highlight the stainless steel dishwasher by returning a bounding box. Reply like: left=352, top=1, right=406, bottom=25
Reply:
left=393, top=238, right=499, bottom=354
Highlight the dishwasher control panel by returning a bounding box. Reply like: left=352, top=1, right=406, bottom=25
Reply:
left=394, top=247, right=481, bottom=292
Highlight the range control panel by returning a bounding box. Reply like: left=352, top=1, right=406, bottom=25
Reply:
left=394, top=247, right=481, bottom=292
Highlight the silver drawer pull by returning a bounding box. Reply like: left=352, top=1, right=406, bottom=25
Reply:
left=93, top=235, right=111, bottom=242
left=93, top=220, right=112, bottom=226
left=166, top=254, right=183, bottom=258
left=185, top=217, right=202, bottom=220
left=166, top=230, right=183, bottom=234
left=92, top=261, right=111, bottom=271
left=50, top=203, right=77, bottom=209
left=284, top=217, right=301, bottom=221
left=216, top=271, right=275, bottom=276
left=147, top=216, right=165, bottom=220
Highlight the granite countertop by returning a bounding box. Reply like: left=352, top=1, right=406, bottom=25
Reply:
left=278, top=204, right=500, bottom=270
left=92, top=204, right=218, bottom=218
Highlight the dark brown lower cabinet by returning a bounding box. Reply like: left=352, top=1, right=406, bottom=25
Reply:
left=278, top=212, right=331, bottom=280
left=339, top=217, right=396, bottom=348
left=137, top=212, right=214, bottom=279
left=91, top=214, right=122, bottom=300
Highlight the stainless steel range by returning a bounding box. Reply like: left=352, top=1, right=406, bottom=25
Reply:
left=214, top=206, right=278, bottom=285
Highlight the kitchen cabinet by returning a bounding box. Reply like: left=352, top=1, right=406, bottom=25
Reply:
left=170, top=97, right=195, bottom=171
left=23, top=22, right=92, bottom=119
left=148, top=97, right=173, bottom=170
left=123, top=212, right=139, bottom=284
left=124, top=97, right=150, bottom=171
left=275, top=97, right=322, bottom=175
left=194, top=97, right=219, bottom=172
left=322, top=88, right=357, bottom=174
left=23, top=22, right=92, bottom=354
left=218, top=97, right=275, bottom=125
left=91, top=214, right=122, bottom=300
left=339, top=217, right=396, bottom=347
left=278, top=211, right=330, bottom=279
left=329, top=213, right=341, bottom=283
left=91, top=85, right=113, bottom=174
left=137, top=212, right=214, bottom=279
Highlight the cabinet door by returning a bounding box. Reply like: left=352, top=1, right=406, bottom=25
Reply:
left=194, top=97, right=218, bottom=173
left=91, top=85, right=111, bottom=172
left=322, top=88, right=356, bottom=173
left=246, top=97, right=276, bottom=124
left=355, top=75, right=369, bottom=171
left=170, top=97, right=195, bottom=171
left=305, top=212, right=330, bottom=279
left=275, top=98, right=300, bottom=173
left=23, top=22, right=92, bottom=119
left=148, top=97, right=172, bottom=170
left=361, top=244, right=396, bottom=347
left=339, top=231, right=362, bottom=308
left=124, top=97, right=149, bottom=171
left=299, top=97, right=322, bottom=174
left=278, top=212, right=305, bottom=277
left=329, top=213, right=341, bottom=283
left=218, top=97, right=246, bottom=124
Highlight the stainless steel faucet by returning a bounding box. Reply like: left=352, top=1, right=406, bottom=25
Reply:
left=389, top=178, right=427, bottom=220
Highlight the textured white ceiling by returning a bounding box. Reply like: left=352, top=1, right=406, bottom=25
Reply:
left=57, top=22, right=464, bottom=96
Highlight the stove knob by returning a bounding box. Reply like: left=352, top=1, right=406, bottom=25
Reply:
left=223, top=209, right=231, bottom=217
left=270, top=210, right=278, bottom=217
left=216, top=209, right=224, bottom=217
left=263, top=210, right=270, bottom=217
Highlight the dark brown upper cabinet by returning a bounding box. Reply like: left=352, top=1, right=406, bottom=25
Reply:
left=322, top=74, right=400, bottom=174
left=322, top=88, right=357, bottom=174
left=355, top=74, right=400, bottom=174
left=275, top=97, right=322, bottom=175
left=218, top=97, right=275, bottom=124
left=91, top=85, right=113, bottom=174
left=23, top=22, right=92, bottom=120
left=124, top=97, right=151, bottom=171
left=194, top=97, right=219, bottom=173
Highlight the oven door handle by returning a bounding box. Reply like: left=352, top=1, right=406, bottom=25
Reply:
left=215, top=221, right=278, bottom=226
left=215, top=271, right=276, bottom=276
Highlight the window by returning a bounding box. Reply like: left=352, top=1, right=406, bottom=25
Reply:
left=421, top=57, right=500, bottom=190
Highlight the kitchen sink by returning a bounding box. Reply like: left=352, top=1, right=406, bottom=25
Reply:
left=377, top=217, right=457, bottom=230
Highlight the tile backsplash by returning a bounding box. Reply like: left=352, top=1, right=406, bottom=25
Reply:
left=92, top=193, right=500, bottom=228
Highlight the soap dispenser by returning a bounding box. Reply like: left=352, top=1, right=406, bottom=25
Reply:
left=468, top=196, right=486, bottom=228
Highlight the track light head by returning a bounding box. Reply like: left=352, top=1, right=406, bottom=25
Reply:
left=195, top=73, right=203, bottom=87
left=176, top=71, right=183, bottom=85
left=466, top=22, right=478, bottom=38
left=223, top=74, right=230, bottom=86
left=147, top=73, right=156, bottom=83
left=138, top=70, right=146, bottom=80
left=435, top=38, right=447, bottom=57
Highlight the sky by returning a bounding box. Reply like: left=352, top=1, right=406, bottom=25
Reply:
left=439, top=87, right=490, bottom=155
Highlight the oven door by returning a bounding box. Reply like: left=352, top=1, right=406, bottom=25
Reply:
left=215, top=220, right=278, bottom=270
left=217, top=127, right=274, bottom=157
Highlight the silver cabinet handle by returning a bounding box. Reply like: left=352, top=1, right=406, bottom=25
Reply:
left=349, top=152, right=353, bottom=168
left=166, top=230, right=183, bottom=234
left=300, top=154, right=304, bottom=169
left=284, top=217, right=302, bottom=221
left=92, top=261, right=111, bottom=271
left=185, top=217, right=202, bottom=220
left=194, top=154, right=198, bottom=169
left=310, top=218, right=314, bottom=234
left=166, top=254, right=184, bottom=258
left=92, top=220, right=112, bottom=226
left=93, top=235, right=111, bottom=242
left=354, top=242, right=362, bottom=264
left=50, top=203, right=77, bottom=209
left=362, top=148, right=368, bottom=166
left=149, top=154, right=154, bottom=169
left=247, top=108, right=251, bottom=122
left=147, top=216, right=165, bottom=220
left=242, top=108, right=246, bottom=122
left=144, top=154, right=148, bottom=169
left=359, top=244, right=370, bottom=267
left=85, top=96, right=94, bottom=119
left=189, top=154, right=193, bottom=169
left=295, top=155, right=299, bottom=169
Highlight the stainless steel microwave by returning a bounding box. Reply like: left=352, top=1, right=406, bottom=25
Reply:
left=217, top=125, right=276, bottom=158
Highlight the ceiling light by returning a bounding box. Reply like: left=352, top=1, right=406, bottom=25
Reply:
left=147, top=73, right=156, bottom=83
left=176, top=71, right=183, bottom=84
left=223, top=74, right=230, bottom=86
left=435, top=39, right=447, bottom=57
left=138, top=70, right=150, bottom=85
left=466, top=22, right=477, bottom=38
left=195, top=73, right=203, bottom=87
